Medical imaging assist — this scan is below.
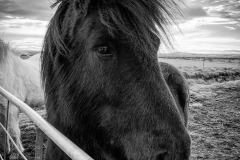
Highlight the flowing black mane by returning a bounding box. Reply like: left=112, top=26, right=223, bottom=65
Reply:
left=42, top=0, right=182, bottom=59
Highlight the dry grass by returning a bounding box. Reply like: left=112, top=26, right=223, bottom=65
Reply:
left=180, top=67, right=240, bottom=83
left=189, top=80, right=240, bottom=160
left=10, top=65, right=240, bottom=160
left=9, top=110, right=46, bottom=160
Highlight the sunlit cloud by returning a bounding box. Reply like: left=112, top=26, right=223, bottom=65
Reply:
left=160, top=0, right=240, bottom=54
left=224, top=26, right=236, bottom=30
left=0, top=18, right=48, bottom=40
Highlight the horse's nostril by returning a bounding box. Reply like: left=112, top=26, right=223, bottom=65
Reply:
left=155, top=151, right=168, bottom=160
left=156, top=154, right=166, bottom=160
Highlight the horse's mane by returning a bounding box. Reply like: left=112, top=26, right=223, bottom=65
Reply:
left=42, top=0, right=183, bottom=60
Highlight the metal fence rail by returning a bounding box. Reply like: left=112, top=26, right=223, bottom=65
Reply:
left=0, top=86, right=93, bottom=160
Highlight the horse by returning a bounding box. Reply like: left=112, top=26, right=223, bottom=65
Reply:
left=0, top=38, right=44, bottom=155
left=41, top=0, right=191, bottom=159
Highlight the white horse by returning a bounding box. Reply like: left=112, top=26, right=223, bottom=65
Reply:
left=0, top=38, right=44, bottom=154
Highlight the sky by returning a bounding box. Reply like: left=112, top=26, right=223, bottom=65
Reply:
left=0, top=0, right=239, bottom=54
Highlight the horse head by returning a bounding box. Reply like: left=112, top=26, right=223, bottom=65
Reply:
left=42, top=0, right=191, bottom=159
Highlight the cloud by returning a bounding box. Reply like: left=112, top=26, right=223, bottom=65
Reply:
left=224, top=26, right=236, bottom=30
left=203, top=0, right=240, bottom=22
left=184, top=0, right=240, bottom=26
left=0, top=1, right=55, bottom=51
left=0, top=18, right=48, bottom=51
left=178, top=1, right=240, bottom=40
left=165, top=0, right=240, bottom=54
left=0, top=0, right=55, bottom=21
left=1, top=18, right=48, bottom=27
left=182, top=3, right=208, bottom=18
left=0, top=0, right=239, bottom=54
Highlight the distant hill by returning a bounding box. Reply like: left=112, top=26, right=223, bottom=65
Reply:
left=158, top=52, right=240, bottom=60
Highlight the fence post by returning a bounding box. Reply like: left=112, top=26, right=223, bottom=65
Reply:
left=35, top=127, right=44, bottom=160
left=3, top=100, right=10, bottom=160
left=203, top=59, right=205, bottom=69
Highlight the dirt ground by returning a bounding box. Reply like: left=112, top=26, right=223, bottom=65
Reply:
left=189, top=80, right=240, bottom=160
left=5, top=80, right=240, bottom=160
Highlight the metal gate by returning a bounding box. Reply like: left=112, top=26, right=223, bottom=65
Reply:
left=0, top=86, right=93, bottom=160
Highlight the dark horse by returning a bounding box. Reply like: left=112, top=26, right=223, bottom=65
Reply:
left=41, top=0, right=191, bottom=159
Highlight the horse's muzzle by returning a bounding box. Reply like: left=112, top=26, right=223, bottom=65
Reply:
left=153, top=130, right=191, bottom=160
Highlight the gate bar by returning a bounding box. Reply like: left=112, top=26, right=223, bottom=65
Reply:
left=0, top=86, right=93, bottom=160
left=3, top=100, right=9, bottom=160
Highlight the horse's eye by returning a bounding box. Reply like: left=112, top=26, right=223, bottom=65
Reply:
left=98, top=46, right=108, bottom=54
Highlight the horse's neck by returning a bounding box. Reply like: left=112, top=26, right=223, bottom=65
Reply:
left=0, top=51, right=43, bottom=107
left=0, top=52, right=27, bottom=100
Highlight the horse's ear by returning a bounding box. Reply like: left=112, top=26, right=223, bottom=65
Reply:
left=74, top=0, right=91, bottom=16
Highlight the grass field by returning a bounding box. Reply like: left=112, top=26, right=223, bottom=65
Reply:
left=7, top=57, right=240, bottom=159
left=161, top=58, right=240, bottom=160
left=189, top=80, right=240, bottom=160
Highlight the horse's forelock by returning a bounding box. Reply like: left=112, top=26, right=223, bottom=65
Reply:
left=97, top=0, right=183, bottom=54
left=44, top=0, right=183, bottom=60
left=42, top=0, right=71, bottom=61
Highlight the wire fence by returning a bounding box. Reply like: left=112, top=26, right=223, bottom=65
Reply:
left=0, top=86, right=93, bottom=160
left=0, top=123, right=27, bottom=160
